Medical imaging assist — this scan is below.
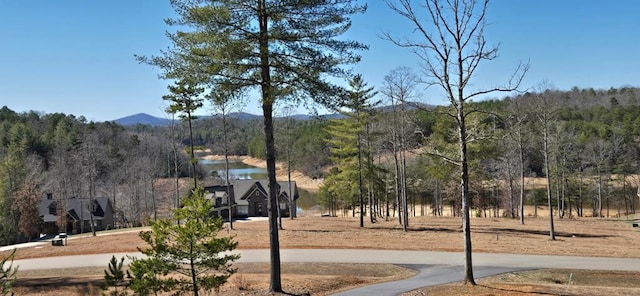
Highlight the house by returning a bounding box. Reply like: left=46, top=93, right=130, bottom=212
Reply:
left=204, top=180, right=299, bottom=219
left=204, top=184, right=236, bottom=219
left=39, top=193, right=115, bottom=235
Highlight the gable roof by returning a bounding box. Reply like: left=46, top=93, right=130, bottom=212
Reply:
left=39, top=196, right=112, bottom=223
left=39, top=198, right=58, bottom=223
left=66, top=197, right=111, bottom=221
left=231, top=180, right=298, bottom=202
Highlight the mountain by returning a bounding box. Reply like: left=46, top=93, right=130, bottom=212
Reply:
left=112, top=102, right=434, bottom=126
left=112, top=113, right=170, bottom=126
left=112, top=112, right=263, bottom=126
left=226, top=112, right=262, bottom=121
left=113, top=112, right=314, bottom=126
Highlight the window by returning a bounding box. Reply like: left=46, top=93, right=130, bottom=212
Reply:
left=88, top=201, right=97, bottom=212
left=237, top=205, right=248, bottom=216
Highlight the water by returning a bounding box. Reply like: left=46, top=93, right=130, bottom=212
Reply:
left=200, top=158, right=268, bottom=180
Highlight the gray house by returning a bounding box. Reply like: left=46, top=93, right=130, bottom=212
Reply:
left=39, top=194, right=115, bottom=234
left=204, top=180, right=298, bottom=219
left=204, top=184, right=235, bottom=218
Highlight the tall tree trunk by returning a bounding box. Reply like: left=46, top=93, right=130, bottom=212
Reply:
left=89, top=174, right=96, bottom=236
left=224, top=115, right=233, bottom=230
left=555, top=158, right=561, bottom=218
left=400, top=144, right=408, bottom=231
left=357, top=133, right=364, bottom=228
left=434, top=181, right=440, bottom=216
left=187, top=110, right=197, bottom=189
left=597, top=172, right=603, bottom=217
left=258, top=0, right=281, bottom=291
left=152, top=179, right=157, bottom=220
left=263, top=95, right=282, bottom=292
left=189, top=241, right=199, bottom=296
left=288, top=142, right=294, bottom=220
left=561, top=166, right=566, bottom=218
left=507, top=162, right=515, bottom=218
left=519, top=146, right=525, bottom=223
left=623, top=176, right=628, bottom=216
left=278, top=191, right=283, bottom=230
left=393, top=147, right=401, bottom=225
left=579, top=169, right=584, bottom=217
left=543, top=123, right=555, bottom=240
left=171, top=115, right=180, bottom=212
left=458, top=107, right=475, bottom=285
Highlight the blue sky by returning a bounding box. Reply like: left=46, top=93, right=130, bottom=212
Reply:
left=1, top=1, right=639, bottom=122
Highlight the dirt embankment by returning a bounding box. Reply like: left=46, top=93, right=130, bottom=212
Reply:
left=201, top=155, right=322, bottom=192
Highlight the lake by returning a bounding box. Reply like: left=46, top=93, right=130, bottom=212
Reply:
left=200, top=158, right=268, bottom=180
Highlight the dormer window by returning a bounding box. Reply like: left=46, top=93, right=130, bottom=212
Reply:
left=49, top=202, right=57, bottom=215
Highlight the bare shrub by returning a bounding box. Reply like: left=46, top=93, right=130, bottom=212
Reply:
left=232, top=274, right=249, bottom=291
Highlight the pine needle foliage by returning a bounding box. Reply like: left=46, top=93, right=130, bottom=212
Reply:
left=102, top=255, right=128, bottom=296
left=129, top=187, right=239, bottom=296
left=0, top=249, right=17, bottom=296
left=137, top=1, right=367, bottom=292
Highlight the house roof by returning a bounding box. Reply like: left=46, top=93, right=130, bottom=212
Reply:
left=66, top=197, right=110, bottom=221
left=38, top=199, right=57, bottom=223
left=232, top=180, right=298, bottom=201
left=204, top=180, right=298, bottom=207
left=39, top=196, right=112, bottom=223
left=203, top=185, right=235, bottom=202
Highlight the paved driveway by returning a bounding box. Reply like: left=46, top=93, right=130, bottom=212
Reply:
left=11, top=249, right=640, bottom=295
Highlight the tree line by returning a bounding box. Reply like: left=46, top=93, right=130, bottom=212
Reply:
left=319, top=85, right=640, bottom=223
left=122, top=82, right=640, bottom=229
left=0, top=107, right=196, bottom=245
left=3, top=84, right=639, bottom=243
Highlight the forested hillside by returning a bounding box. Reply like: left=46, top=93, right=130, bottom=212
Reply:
left=0, top=107, right=196, bottom=245
left=2, top=86, right=640, bottom=245
left=318, top=85, right=640, bottom=223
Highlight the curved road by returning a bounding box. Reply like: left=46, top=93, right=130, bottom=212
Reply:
left=11, top=249, right=640, bottom=295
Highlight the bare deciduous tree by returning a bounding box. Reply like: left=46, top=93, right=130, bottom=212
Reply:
left=385, top=0, right=527, bottom=284
left=530, top=86, right=558, bottom=240
left=505, top=97, right=530, bottom=224
left=382, top=66, right=419, bottom=231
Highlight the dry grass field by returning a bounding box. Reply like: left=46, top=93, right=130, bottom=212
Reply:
left=9, top=213, right=639, bottom=260
left=3, top=213, right=640, bottom=295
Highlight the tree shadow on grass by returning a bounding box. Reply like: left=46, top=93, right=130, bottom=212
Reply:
left=279, top=292, right=311, bottom=296
left=289, top=225, right=612, bottom=239
left=483, top=228, right=615, bottom=238
left=15, top=277, right=104, bottom=288
left=367, top=226, right=462, bottom=233
left=478, top=284, right=561, bottom=295
left=288, top=229, right=346, bottom=233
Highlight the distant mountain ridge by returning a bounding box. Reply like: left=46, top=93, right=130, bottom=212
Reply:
left=113, top=113, right=170, bottom=126
left=112, top=112, right=329, bottom=126
left=112, top=112, right=255, bottom=126
left=112, top=102, right=434, bottom=126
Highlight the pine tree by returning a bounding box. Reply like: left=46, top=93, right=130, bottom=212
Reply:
left=163, top=77, right=204, bottom=189
left=324, top=117, right=360, bottom=216
left=0, top=249, right=18, bottom=296
left=137, top=1, right=366, bottom=291
left=128, top=187, right=239, bottom=296
left=323, top=75, right=379, bottom=226
left=102, top=256, right=128, bottom=296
